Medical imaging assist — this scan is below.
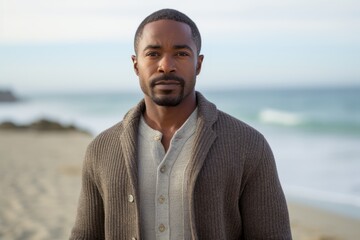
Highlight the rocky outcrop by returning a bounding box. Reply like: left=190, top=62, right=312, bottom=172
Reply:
left=0, top=90, right=18, bottom=102
left=0, top=119, right=90, bottom=134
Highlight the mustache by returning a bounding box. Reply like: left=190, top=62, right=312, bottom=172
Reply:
left=150, top=74, right=185, bottom=87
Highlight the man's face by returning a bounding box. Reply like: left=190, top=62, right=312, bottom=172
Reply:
left=132, top=20, right=203, bottom=107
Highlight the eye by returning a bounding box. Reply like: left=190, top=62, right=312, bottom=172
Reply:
left=145, top=51, right=160, bottom=57
left=176, top=51, right=190, bottom=57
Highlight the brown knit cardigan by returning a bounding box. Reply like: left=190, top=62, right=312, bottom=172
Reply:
left=70, top=92, right=292, bottom=240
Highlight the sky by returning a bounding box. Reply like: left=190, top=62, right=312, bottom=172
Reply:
left=0, top=0, right=360, bottom=93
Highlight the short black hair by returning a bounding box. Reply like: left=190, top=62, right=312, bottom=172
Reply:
left=134, top=9, right=202, bottom=55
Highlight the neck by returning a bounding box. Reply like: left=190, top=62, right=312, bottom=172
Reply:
left=144, top=92, right=196, bottom=131
left=143, top=92, right=196, bottom=151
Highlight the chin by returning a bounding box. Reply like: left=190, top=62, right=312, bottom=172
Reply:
left=152, top=95, right=183, bottom=107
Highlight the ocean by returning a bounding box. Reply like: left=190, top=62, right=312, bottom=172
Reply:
left=1, top=87, right=359, bottom=218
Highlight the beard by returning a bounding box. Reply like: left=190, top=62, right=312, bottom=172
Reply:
left=151, top=89, right=184, bottom=106
left=149, top=74, right=186, bottom=107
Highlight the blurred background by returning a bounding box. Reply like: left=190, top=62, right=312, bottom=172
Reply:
left=1, top=0, right=360, bottom=239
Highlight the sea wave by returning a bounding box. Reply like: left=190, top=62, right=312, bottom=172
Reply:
left=0, top=100, right=123, bottom=135
left=259, top=108, right=304, bottom=126
left=258, top=108, right=360, bottom=135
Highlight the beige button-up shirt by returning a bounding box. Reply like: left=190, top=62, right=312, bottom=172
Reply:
left=137, top=109, right=198, bottom=240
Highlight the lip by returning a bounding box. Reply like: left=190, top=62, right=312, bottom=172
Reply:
left=154, top=80, right=181, bottom=85
left=154, top=81, right=181, bottom=90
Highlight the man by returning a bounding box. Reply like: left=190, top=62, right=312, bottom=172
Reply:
left=70, top=8, right=292, bottom=240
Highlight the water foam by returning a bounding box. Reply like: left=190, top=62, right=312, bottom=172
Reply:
left=259, top=108, right=304, bottom=126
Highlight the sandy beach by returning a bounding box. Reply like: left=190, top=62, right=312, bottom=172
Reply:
left=0, top=129, right=359, bottom=240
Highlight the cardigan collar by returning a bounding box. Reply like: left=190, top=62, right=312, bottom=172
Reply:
left=121, top=91, right=218, bottom=130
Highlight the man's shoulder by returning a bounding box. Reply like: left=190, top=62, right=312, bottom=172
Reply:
left=88, top=101, right=143, bottom=150
left=97, top=120, right=125, bottom=139
left=216, top=110, right=263, bottom=138
left=196, top=91, right=264, bottom=140
left=87, top=121, right=126, bottom=151
left=214, top=110, right=272, bottom=167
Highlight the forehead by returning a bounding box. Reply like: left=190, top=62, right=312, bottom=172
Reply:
left=139, top=20, right=196, bottom=50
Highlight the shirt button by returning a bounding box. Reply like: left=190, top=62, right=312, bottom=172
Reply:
left=128, top=194, right=134, bottom=203
left=160, top=166, right=166, bottom=173
left=159, top=224, right=166, bottom=232
left=154, top=135, right=161, bottom=141
left=158, top=195, right=165, bottom=204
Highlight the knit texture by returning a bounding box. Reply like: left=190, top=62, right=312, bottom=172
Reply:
left=70, top=92, right=292, bottom=240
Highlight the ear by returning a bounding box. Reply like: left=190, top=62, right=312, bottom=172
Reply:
left=131, top=55, right=139, bottom=75
left=196, top=54, right=204, bottom=75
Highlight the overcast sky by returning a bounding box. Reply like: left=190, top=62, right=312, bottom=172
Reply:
left=1, top=0, right=359, bottom=93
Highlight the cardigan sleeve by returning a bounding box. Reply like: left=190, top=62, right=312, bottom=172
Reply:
left=69, top=144, right=105, bottom=240
left=239, top=136, right=292, bottom=240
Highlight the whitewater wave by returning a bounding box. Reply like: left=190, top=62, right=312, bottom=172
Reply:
left=0, top=99, right=123, bottom=135
left=259, top=108, right=304, bottom=126
left=257, top=108, right=360, bottom=135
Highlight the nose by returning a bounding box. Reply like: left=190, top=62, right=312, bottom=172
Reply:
left=158, top=54, right=176, bottom=73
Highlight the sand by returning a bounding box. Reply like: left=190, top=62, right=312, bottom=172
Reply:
left=288, top=202, right=360, bottom=240
left=0, top=130, right=359, bottom=239
left=0, top=130, right=90, bottom=239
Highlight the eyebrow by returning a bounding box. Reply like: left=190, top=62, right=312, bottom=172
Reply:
left=142, top=44, right=194, bottom=54
left=174, top=45, right=194, bottom=54
left=143, top=45, right=161, bottom=52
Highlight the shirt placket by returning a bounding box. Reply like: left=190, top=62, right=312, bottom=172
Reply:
left=150, top=132, right=168, bottom=239
left=153, top=135, right=183, bottom=239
